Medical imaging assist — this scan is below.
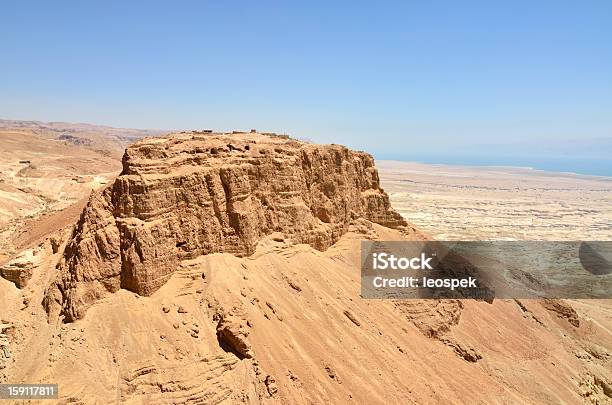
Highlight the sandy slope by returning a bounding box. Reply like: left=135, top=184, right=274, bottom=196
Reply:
left=2, top=221, right=611, bottom=403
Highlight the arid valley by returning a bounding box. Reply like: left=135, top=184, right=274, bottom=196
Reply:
left=378, top=160, right=612, bottom=241
left=1, top=121, right=611, bottom=404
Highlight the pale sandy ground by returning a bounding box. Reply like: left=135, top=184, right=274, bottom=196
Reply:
left=0, top=129, right=122, bottom=263
left=378, top=160, right=612, bottom=241
left=1, top=132, right=611, bottom=404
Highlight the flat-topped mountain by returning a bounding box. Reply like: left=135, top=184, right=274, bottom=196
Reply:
left=2, top=123, right=610, bottom=404
left=44, top=132, right=406, bottom=322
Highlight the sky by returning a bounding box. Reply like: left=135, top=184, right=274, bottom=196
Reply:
left=1, top=1, right=611, bottom=173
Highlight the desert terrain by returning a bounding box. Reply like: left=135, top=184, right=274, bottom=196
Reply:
left=0, top=120, right=164, bottom=265
left=0, top=123, right=611, bottom=404
left=378, top=160, right=612, bottom=241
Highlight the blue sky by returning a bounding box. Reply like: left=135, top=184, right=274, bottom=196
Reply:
left=1, top=1, right=611, bottom=170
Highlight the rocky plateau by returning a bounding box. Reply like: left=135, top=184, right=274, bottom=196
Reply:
left=44, top=132, right=407, bottom=322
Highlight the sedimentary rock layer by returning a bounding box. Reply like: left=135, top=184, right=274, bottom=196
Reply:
left=44, top=132, right=406, bottom=321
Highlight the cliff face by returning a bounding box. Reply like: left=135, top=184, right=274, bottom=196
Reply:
left=44, top=132, right=406, bottom=322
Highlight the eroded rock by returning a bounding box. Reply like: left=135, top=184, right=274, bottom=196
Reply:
left=0, top=323, right=13, bottom=370
left=216, top=316, right=252, bottom=359
left=44, top=132, right=406, bottom=322
left=0, top=248, right=43, bottom=288
left=264, top=375, right=278, bottom=397
left=541, top=299, right=580, bottom=327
